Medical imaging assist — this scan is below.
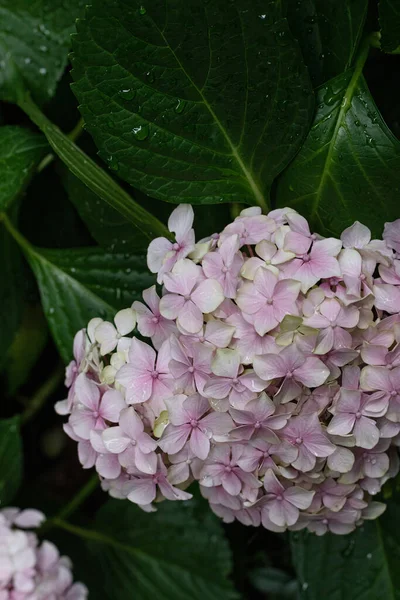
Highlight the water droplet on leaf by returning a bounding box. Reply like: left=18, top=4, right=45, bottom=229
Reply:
left=119, top=88, right=135, bottom=100
left=175, top=99, right=186, bottom=113
left=132, top=124, right=149, bottom=140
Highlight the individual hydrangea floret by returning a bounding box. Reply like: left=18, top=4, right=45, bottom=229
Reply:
left=0, top=508, right=87, bottom=599
left=57, top=206, right=400, bottom=535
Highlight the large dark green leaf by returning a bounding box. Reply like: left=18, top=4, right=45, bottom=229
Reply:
left=24, top=245, right=154, bottom=362
left=0, top=0, right=86, bottom=104
left=0, top=417, right=23, bottom=506
left=82, top=498, right=238, bottom=600
left=0, top=126, right=47, bottom=211
left=71, top=0, right=313, bottom=208
left=290, top=499, right=400, bottom=600
left=380, top=0, right=400, bottom=53
left=284, top=0, right=368, bottom=86
left=276, top=59, right=400, bottom=237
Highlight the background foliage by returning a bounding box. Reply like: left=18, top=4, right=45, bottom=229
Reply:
left=0, top=0, right=399, bottom=598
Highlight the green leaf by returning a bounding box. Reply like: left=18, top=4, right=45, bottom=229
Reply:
left=0, top=228, right=25, bottom=369
left=4, top=305, right=48, bottom=395
left=71, top=0, right=313, bottom=209
left=380, top=0, right=400, bottom=53
left=63, top=170, right=149, bottom=252
left=23, top=244, right=154, bottom=362
left=284, top=0, right=368, bottom=86
left=276, top=48, right=400, bottom=237
left=72, top=498, right=238, bottom=600
left=19, top=94, right=170, bottom=242
left=0, top=417, right=23, bottom=507
left=0, top=126, right=47, bottom=211
left=0, top=0, right=86, bottom=104
left=290, top=501, right=400, bottom=600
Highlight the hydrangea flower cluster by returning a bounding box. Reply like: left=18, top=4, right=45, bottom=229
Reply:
left=57, top=204, right=400, bottom=535
left=0, top=508, right=87, bottom=599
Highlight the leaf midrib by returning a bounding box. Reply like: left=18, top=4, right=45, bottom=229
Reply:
left=310, top=40, right=370, bottom=219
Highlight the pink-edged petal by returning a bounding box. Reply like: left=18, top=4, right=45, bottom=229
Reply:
left=100, top=389, right=126, bottom=422
left=360, top=366, right=391, bottom=392
left=119, top=406, right=144, bottom=438
left=191, top=279, right=224, bottom=313
left=294, top=357, right=329, bottom=388
left=158, top=424, right=191, bottom=454
left=159, top=293, right=186, bottom=320
left=253, top=354, right=286, bottom=381
left=190, top=428, right=210, bottom=459
left=74, top=373, right=100, bottom=411
left=117, top=365, right=153, bottom=404
left=373, top=283, right=400, bottom=314
left=341, top=221, right=371, bottom=248
left=221, top=471, right=242, bottom=495
left=147, top=237, right=173, bottom=273
left=135, top=448, right=157, bottom=474
left=354, top=417, right=380, bottom=449
left=127, top=479, right=156, bottom=505
left=168, top=204, right=194, bottom=238
left=236, top=283, right=266, bottom=314
left=96, top=453, right=121, bottom=479
left=327, top=413, right=356, bottom=436
left=127, top=337, right=156, bottom=370
left=203, top=377, right=232, bottom=399
left=201, top=411, right=234, bottom=435
left=178, top=300, right=204, bottom=334
left=284, top=486, right=315, bottom=509
left=102, top=427, right=131, bottom=454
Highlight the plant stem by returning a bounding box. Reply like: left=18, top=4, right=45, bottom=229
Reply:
left=37, top=117, right=85, bottom=173
left=50, top=517, right=141, bottom=556
left=20, top=362, right=64, bottom=425
left=18, top=93, right=170, bottom=240
left=55, top=474, right=99, bottom=521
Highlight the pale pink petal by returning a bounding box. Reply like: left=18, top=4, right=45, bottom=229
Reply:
left=168, top=204, right=194, bottom=238
left=96, top=453, right=121, bottom=479
left=158, top=424, right=191, bottom=454
left=285, top=487, right=315, bottom=509
left=294, top=357, right=329, bottom=388
left=102, top=427, right=131, bottom=454
left=159, top=293, right=185, bottom=320
left=360, top=366, right=391, bottom=392
left=354, top=417, right=380, bottom=449
left=178, top=300, right=204, bottom=334
left=191, top=279, right=224, bottom=313
left=327, top=413, right=356, bottom=436
left=211, top=348, right=240, bottom=378
left=341, top=221, right=371, bottom=248
left=373, top=283, right=400, bottom=314
left=128, top=479, right=156, bottom=505
left=100, top=390, right=126, bottom=422
left=190, top=428, right=210, bottom=459
left=147, top=237, right=173, bottom=272
left=119, top=407, right=144, bottom=438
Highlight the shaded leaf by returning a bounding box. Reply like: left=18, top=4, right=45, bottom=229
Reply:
left=4, top=305, right=48, bottom=395
left=0, top=229, right=25, bottom=370
left=19, top=94, right=170, bottom=242
left=285, top=0, right=368, bottom=86
left=0, top=417, right=23, bottom=507
left=84, top=498, right=239, bottom=600
left=71, top=0, right=313, bottom=208
left=380, top=0, right=400, bottom=53
left=290, top=502, right=400, bottom=600
left=63, top=170, right=149, bottom=252
left=0, top=0, right=86, bottom=104
left=25, top=245, right=154, bottom=362
left=0, top=126, right=47, bottom=211
left=276, top=62, right=400, bottom=237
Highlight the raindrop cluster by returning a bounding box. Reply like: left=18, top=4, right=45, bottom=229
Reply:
left=57, top=205, right=400, bottom=535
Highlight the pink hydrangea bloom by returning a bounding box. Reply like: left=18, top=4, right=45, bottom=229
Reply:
left=0, top=508, right=87, bottom=599
left=57, top=205, right=400, bottom=534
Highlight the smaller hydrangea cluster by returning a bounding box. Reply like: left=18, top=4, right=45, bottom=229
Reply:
left=0, top=508, right=87, bottom=599
left=57, top=204, right=400, bottom=535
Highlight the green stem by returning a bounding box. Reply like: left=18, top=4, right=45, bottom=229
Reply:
left=37, top=117, right=85, bottom=173
left=20, top=362, right=64, bottom=425
left=56, top=474, right=99, bottom=521
left=50, top=518, right=141, bottom=556
left=18, top=94, right=170, bottom=241
left=0, top=211, right=33, bottom=255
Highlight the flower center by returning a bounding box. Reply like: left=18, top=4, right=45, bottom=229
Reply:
left=295, top=437, right=303, bottom=445
left=254, top=421, right=261, bottom=429
left=172, top=242, right=181, bottom=251
left=190, top=419, right=198, bottom=428
left=355, top=411, right=362, bottom=419
left=303, top=254, right=311, bottom=262
left=266, top=298, right=273, bottom=305
left=151, top=370, right=159, bottom=379
left=222, top=266, right=229, bottom=273
left=151, top=316, right=160, bottom=324
left=188, top=366, right=195, bottom=373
